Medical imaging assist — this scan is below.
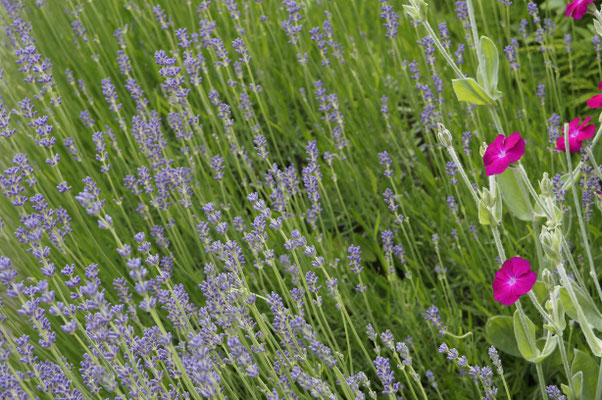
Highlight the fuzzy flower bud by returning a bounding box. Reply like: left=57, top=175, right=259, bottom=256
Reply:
left=436, top=123, right=452, bottom=148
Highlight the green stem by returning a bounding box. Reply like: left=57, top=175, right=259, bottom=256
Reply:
left=564, top=130, right=602, bottom=304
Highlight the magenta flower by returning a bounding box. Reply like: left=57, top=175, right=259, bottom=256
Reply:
left=555, top=117, right=596, bottom=153
left=482, top=132, right=525, bottom=176
left=587, top=82, right=602, bottom=109
left=492, top=257, right=536, bottom=306
left=565, top=0, right=595, bottom=19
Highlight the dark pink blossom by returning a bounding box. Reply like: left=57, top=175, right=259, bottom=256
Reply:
left=492, top=257, right=536, bottom=306
left=587, top=82, right=602, bottom=109
left=482, top=132, right=525, bottom=176
left=565, top=0, right=595, bottom=19
left=555, top=117, right=596, bottom=153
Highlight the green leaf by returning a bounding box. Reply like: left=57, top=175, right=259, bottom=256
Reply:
left=531, top=281, right=548, bottom=304
left=477, top=36, right=501, bottom=99
left=571, top=349, right=598, bottom=400
left=562, top=372, right=583, bottom=400
left=559, top=282, right=602, bottom=331
left=497, top=169, right=533, bottom=221
left=486, top=315, right=521, bottom=357
left=451, top=78, right=494, bottom=106
left=532, top=332, right=557, bottom=363
left=478, top=201, right=491, bottom=225
left=514, top=310, right=539, bottom=361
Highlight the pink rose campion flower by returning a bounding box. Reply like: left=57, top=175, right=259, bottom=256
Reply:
left=482, top=132, right=525, bottom=176
left=555, top=117, right=596, bottom=153
left=492, top=257, right=537, bottom=306
left=587, top=82, right=602, bottom=109
left=565, top=0, right=595, bottom=19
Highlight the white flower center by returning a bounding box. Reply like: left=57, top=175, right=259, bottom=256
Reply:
left=508, top=276, right=516, bottom=286
left=498, top=150, right=506, bottom=158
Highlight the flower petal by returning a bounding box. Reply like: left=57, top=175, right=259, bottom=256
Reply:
left=579, top=117, right=593, bottom=129
left=568, top=117, right=581, bottom=132
left=577, top=124, right=596, bottom=141
left=492, top=272, right=509, bottom=294
left=569, top=137, right=582, bottom=153
left=494, top=289, right=520, bottom=306
left=565, top=1, right=580, bottom=18
left=485, top=157, right=509, bottom=176
left=483, top=135, right=506, bottom=167
left=556, top=135, right=582, bottom=153
left=587, top=95, right=602, bottom=109
left=508, top=257, right=531, bottom=276
left=504, top=133, right=525, bottom=163
left=512, top=270, right=537, bottom=296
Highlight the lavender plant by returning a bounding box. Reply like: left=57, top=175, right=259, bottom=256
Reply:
left=0, top=0, right=601, bottom=399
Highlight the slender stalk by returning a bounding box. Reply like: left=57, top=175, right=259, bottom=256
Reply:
left=564, top=130, right=602, bottom=304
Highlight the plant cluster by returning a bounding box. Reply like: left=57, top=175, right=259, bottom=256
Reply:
left=1, top=0, right=602, bottom=399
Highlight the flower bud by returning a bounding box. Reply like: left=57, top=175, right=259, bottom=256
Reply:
left=436, top=123, right=452, bottom=148
left=542, top=268, right=554, bottom=289
left=482, top=188, right=494, bottom=208
left=403, top=0, right=428, bottom=22
left=539, top=172, right=552, bottom=197
left=479, top=142, right=487, bottom=158
left=540, top=227, right=562, bottom=264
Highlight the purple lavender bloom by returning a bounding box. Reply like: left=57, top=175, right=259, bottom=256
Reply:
left=75, top=177, right=104, bottom=216
left=71, top=20, right=88, bottom=42
left=420, top=36, right=436, bottom=67
left=439, top=23, right=450, bottom=49
left=446, top=161, right=458, bottom=185
left=117, top=50, right=131, bottom=75
left=547, top=113, right=561, bottom=144
left=447, top=196, right=457, bottom=214
left=455, top=1, right=470, bottom=29
left=536, top=84, right=546, bottom=105
left=153, top=5, right=170, bottom=30
left=504, top=43, right=519, bottom=71
left=594, top=36, right=602, bottom=61
left=546, top=386, right=566, bottom=400
left=488, top=346, right=503, bottom=374
left=347, top=245, right=363, bottom=274
left=380, top=95, right=389, bottom=117
left=101, top=78, right=121, bottom=112
left=409, top=60, right=421, bottom=83
left=426, top=370, right=438, bottom=389
left=253, top=134, right=268, bottom=159
left=564, top=34, right=572, bottom=53
left=519, top=19, right=528, bottom=39
left=378, top=151, right=393, bottom=177
left=455, top=43, right=465, bottom=65
left=210, top=154, right=225, bottom=181
left=383, top=188, right=398, bottom=213
left=0, top=102, right=16, bottom=138
left=425, top=305, right=447, bottom=335
left=528, top=2, right=540, bottom=24
left=281, top=1, right=303, bottom=45
left=462, top=131, right=472, bottom=155
left=381, top=2, right=399, bottom=39
left=374, top=356, right=400, bottom=395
